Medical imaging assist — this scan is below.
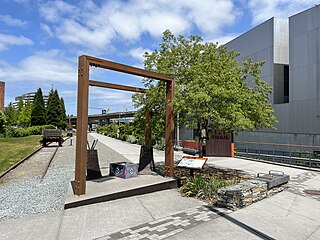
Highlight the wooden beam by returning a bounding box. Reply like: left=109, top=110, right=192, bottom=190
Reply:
left=89, top=80, right=146, bottom=93
left=75, top=56, right=89, bottom=195
left=84, top=55, right=174, bottom=82
left=165, top=80, right=174, bottom=177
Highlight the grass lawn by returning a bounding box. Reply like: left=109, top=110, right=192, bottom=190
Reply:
left=0, top=135, right=42, bottom=174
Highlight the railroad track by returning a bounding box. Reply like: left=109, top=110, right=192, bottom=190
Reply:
left=0, top=144, right=61, bottom=185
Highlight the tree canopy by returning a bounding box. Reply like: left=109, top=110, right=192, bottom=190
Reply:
left=2, top=88, right=67, bottom=133
left=31, top=88, right=46, bottom=126
left=133, top=30, right=277, bottom=142
left=46, top=89, right=65, bottom=128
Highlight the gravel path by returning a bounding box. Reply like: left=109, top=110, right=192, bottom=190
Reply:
left=0, top=140, right=75, bottom=222
left=0, top=134, right=167, bottom=222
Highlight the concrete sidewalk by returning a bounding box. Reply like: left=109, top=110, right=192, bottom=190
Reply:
left=90, top=133, right=186, bottom=163
left=1, top=134, right=320, bottom=240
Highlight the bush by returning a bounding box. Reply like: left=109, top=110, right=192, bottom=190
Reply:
left=7, top=125, right=55, bottom=138
left=126, top=135, right=138, bottom=144
left=154, top=137, right=165, bottom=150
left=97, top=122, right=142, bottom=143
left=180, top=175, right=230, bottom=200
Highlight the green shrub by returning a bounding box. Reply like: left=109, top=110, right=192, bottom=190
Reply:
left=126, top=135, right=138, bottom=144
left=180, top=175, right=230, bottom=199
left=6, top=125, right=55, bottom=138
left=154, top=137, right=165, bottom=150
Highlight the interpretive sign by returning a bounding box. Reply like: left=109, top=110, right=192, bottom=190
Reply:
left=178, top=156, right=207, bottom=169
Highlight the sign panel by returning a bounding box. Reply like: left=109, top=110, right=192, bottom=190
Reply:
left=178, top=157, right=207, bottom=169
left=206, top=129, right=234, bottom=157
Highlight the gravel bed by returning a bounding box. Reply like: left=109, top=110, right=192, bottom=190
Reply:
left=0, top=141, right=75, bottom=222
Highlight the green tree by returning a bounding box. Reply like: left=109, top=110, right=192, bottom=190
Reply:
left=46, top=89, right=66, bottom=128
left=16, top=98, right=24, bottom=126
left=19, top=100, right=32, bottom=127
left=31, top=88, right=46, bottom=126
left=59, top=97, right=67, bottom=129
left=133, top=30, right=277, bottom=143
left=0, top=110, right=6, bottom=134
left=4, top=102, right=16, bottom=126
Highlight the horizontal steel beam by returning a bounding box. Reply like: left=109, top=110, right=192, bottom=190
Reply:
left=89, top=80, right=146, bottom=93
left=84, top=55, right=174, bottom=82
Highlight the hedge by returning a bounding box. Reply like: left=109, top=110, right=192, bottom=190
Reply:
left=7, top=125, right=56, bottom=138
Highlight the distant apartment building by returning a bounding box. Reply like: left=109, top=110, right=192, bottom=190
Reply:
left=13, top=92, right=49, bottom=108
left=225, top=6, right=320, bottom=147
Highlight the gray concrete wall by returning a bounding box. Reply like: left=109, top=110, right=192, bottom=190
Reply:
left=288, top=6, right=320, bottom=134
left=225, top=8, right=320, bottom=147
left=226, top=18, right=275, bottom=95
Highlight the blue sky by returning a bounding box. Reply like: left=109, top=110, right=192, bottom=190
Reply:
left=0, top=0, right=318, bottom=115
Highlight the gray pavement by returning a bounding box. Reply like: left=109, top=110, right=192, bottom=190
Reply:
left=1, top=133, right=320, bottom=239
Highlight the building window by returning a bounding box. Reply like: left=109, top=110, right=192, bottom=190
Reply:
left=284, top=65, right=289, bottom=103
left=274, top=64, right=289, bottom=104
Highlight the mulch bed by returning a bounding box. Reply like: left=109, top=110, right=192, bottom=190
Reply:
left=154, top=163, right=251, bottom=186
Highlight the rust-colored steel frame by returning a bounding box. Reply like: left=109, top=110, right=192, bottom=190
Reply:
left=75, top=55, right=175, bottom=195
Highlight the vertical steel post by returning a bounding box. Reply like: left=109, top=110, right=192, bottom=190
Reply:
left=309, top=151, right=312, bottom=169
left=289, top=146, right=292, bottom=165
left=273, top=144, right=275, bottom=163
left=165, top=80, right=174, bottom=177
left=75, top=56, right=89, bottom=195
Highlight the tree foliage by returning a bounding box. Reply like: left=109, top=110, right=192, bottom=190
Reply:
left=60, top=97, right=67, bottom=129
left=0, top=110, right=6, bottom=133
left=14, top=98, right=32, bottom=127
left=4, top=102, right=15, bottom=126
left=133, top=30, right=277, bottom=142
left=31, top=88, right=46, bottom=126
left=2, top=88, right=67, bottom=136
left=46, top=89, right=67, bottom=129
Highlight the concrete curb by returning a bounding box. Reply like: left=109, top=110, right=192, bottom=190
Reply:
left=64, top=178, right=178, bottom=209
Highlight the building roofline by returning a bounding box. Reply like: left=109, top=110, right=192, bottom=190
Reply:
left=289, top=5, right=319, bottom=19
left=225, top=17, right=288, bottom=46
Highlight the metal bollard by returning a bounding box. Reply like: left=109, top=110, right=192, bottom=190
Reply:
left=69, top=139, right=73, bottom=146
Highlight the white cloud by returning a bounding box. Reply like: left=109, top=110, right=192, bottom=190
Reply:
left=40, top=23, right=53, bottom=37
left=0, top=14, right=27, bottom=27
left=39, top=0, right=79, bottom=22
left=0, top=33, right=33, bottom=51
left=12, top=0, right=29, bottom=4
left=39, top=0, right=237, bottom=51
left=89, top=87, right=133, bottom=111
left=205, top=34, right=240, bottom=45
left=0, top=50, right=76, bottom=84
left=129, top=47, right=151, bottom=62
left=56, top=19, right=116, bottom=50
left=248, top=0, right=319, bottom=24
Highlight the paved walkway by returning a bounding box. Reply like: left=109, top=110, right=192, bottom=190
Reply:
left=1, top=133, right=320, bottom=240
left=90, top=133, right=186, bottom=163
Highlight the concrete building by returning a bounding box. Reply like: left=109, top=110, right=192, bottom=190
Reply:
left=225, top=6, right=320, bottom=148
left=13, top=92, right=49, bottom=108
left=0, top=81, right=4, bottom=112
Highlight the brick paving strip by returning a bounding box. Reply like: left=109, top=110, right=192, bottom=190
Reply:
left=93, top=171, right=320, bottom=240
left=95, top=206, right=229, bottom=240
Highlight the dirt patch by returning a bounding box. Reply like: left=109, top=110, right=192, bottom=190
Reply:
left=154, top=163, right=251, bottom=185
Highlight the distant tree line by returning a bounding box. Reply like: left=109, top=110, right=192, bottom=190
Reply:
left=3, top=88, right=67, bottom=129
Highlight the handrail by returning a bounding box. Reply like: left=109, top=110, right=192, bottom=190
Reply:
left=235, top=141, right=320, bottom=149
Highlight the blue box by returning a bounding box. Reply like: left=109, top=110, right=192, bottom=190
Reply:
left=109, top=162, right=138, bottom=179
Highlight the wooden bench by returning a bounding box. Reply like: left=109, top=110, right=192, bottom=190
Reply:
left=41, top=129, right=63, bottom=147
